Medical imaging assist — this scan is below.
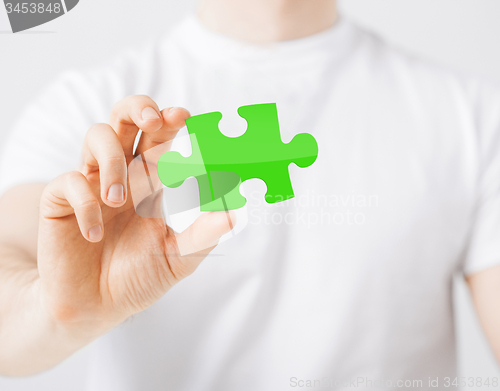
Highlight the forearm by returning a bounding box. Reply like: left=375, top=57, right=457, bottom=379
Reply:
left=0, top=244, right=98, bottom=376
left=467, top=265, right=500, bottom=364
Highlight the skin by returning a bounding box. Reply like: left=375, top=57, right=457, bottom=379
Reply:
left=466, top=268, right=500, bottom=363
left=0, top=97, right=236, bottom=376
left=0, top=0, right=499, bottom=377
left=197, top=0, right=337, bottom=43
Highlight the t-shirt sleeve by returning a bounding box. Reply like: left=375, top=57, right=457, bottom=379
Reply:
left=463, top=82, right=500, bottom=275
left=0, top=70, right=114, bottom=196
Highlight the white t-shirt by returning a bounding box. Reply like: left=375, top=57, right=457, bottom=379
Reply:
left=2, top=14, right=500, bottom=391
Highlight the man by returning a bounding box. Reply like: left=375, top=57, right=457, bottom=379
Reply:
left=0, top=0, right=499, bottom=390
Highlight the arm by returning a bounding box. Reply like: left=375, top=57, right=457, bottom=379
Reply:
left=466, top=265, right=500, bottom=363
left=0, top=96, right=234, bottom=377
left=0, top=184, right=92, bottom=376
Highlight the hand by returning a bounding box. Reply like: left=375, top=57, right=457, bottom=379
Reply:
left=37, top=95, right=234, bottom=335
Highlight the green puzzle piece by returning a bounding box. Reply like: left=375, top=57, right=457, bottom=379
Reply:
left=157, top=103, right=318, bottom=212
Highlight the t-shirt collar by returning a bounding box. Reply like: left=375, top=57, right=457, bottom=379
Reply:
left=170, top=13, right=360, bottom=66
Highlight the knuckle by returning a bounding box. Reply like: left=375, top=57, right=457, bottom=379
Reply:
left=130, top=95, right=155, bottom=110
left=165, top=253, right=193, bottom=282
left=86, top=123, right=112, bottom=139
left=75, top=199, right=100, bottom=213
left=39, top=191, right=58, bottom=218
left=88, top=123, right=102, bottom=133
left=63, top=170, right=84, bottom=182
left=172, top=263, right=194, bottom=281
left=62, top=171, right=85, bottom=188
left=110, top=98, right=131, bottom=122
left=111, top=95, right=158, bottom=125
left=134, top=94, right=152, bottom=102
left=39, top=176, right=70, bottom=218
left=123, top=95, right=152, bottom=107
left=105, top=155, right=126, bottom=167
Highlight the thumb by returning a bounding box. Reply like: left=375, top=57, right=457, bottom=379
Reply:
left=174, top=210, right=236, bottom=266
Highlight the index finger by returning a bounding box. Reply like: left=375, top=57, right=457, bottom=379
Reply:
left=135, top=107, right=190, bottom=156
left=109, top=95, right=163, bottom=159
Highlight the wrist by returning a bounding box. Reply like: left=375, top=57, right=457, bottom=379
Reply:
left=34, top=278, right=123, bottom=346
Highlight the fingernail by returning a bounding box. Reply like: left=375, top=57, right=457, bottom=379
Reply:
left=108, top=183, right=124, bottom=203
left=89, top=225, right=102, bottom=242
left=142, top=107, right=160, bottom=120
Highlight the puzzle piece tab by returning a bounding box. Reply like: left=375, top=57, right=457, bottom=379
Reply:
left=158, top=103, right=318, bottom=212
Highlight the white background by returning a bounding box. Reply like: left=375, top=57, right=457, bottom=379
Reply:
left=1, top=0, right=500, bottom=390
